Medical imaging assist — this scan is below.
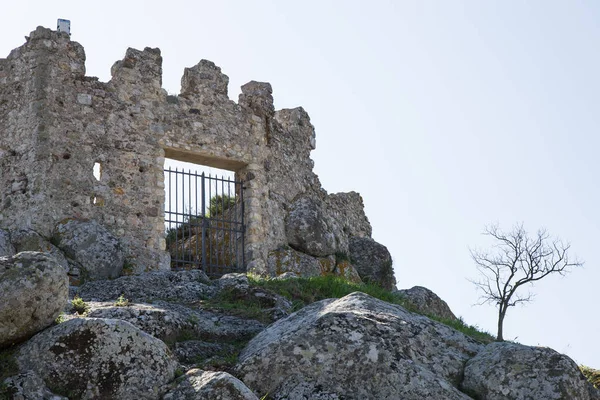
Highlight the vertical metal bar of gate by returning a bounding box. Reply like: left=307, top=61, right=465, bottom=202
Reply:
left=240, top=179, right=245, bottom=270
left=201, top=172, right=206, bottom=270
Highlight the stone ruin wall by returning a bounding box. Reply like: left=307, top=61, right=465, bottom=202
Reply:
left=0, top=26, right=372, bottom=273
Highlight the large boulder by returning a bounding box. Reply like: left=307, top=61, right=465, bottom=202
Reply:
left=396, top=286, right=458, bottom=321
left=16, top=318, right=178, bottom=399
left=53, top=219, right=124, bottom=281
left=235, top=292, right=482, bottom=399
left=164, top=369, right=258, bottom=400
left=76, top=269, right=215, bottom=303
left=462, top=342, right=600, bottom=400
left=285, top=196, right=346, bottom=257
left=348, top=236, right=396, bottom=290
left=0, top=252, right=68, bottom=347
left=0, top=228, right=15, bottom=256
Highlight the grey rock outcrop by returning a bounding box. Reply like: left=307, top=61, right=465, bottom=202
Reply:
left=216, top=273, right=252, bottom=291
left=77, top=269, right=215, bottom=303
left=396, top=286, right=458, bottom=321
left=0, top=228, right=15, bottom=256
left=265, top=248, right=362, bottom=283
left=349, top=236, right=396, bottom=290
left=164, top=369, right=258, bottom=400
left=84, top=300, right=265, bottom=342
left=235, top=292, right=482, bottom=399
left=53, top=219, right=124, bottom=281
left=0, top=252, right=68, bottom=347
left=266, top=247, right=322, bottom=277
left=10, top=229, right=70, bottom=273
left=285, top=196, right=346, bottom=257
left=462, top=342, right=600, bottom=400
left=327, top=191, right=372, bottom=238
left=16, top=318, right=178, bottom=399
left=2, top=371, right=67, bottom=400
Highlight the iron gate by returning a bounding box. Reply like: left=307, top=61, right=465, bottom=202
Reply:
left=164, top=167, right=245, bottom=277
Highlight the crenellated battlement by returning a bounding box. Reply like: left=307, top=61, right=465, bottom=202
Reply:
left=0, top=26, right=372, bottom=277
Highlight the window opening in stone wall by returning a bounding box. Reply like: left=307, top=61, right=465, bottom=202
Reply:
left=164, top=158, right=245, bottom=277
left=93, top=162, right=102, bottom=181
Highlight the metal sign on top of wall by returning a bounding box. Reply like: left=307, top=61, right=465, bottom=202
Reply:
left=164, top=167, right=245, bottom=277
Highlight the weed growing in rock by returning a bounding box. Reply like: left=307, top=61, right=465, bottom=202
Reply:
left=334, top=252, right=350, bottom=263
left=55, top=313, right=67, bottom=324
left=71, top=296, right=89, bottom=315
left=580, top=365, right=600, bottom=388
left=121, top=260, right=135, bottom=276
left=114, top=294, right=130, bottom=307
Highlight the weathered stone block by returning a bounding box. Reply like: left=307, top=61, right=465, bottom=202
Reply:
left=17, top=318, right=178, bottom=399
left=285, top=196, right=346, bottom=257
left=0, top=252, right=68, bottom=348
left=349, top=236, right=396, bottom=290
left=53, top=219, right=124, bottom=282
left=395, top=286, right=457, bottom=321
left=76, top=93, right=92, bottom=105
left=266, top=247, right=322, bottom=277
left=462, top=342, right=599, bottom=400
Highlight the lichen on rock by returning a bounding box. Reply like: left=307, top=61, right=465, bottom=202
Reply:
left=461, top=341, right=600, bottom=400
left=0, top=251, right=68, bottom=348
left=235, top=292, right=482, bottom=399
left=16, top=318, right=178, bottom=399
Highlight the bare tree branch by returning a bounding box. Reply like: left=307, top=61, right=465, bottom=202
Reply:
left=470, top=223, right=583, bottom=341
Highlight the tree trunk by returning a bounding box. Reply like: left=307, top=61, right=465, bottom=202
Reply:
left=497, top=307, right=506, bottom=342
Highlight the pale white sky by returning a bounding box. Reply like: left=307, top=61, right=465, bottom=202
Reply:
left=2, top=1, right=599, bottom=367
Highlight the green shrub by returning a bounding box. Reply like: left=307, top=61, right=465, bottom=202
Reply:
left=207, top=195, right=236, bottom=218
left=55, top=313, right=67, bottom=324
left=72, top=296, right=89, bottom=315
left=114, top=294, right=130, bottom=307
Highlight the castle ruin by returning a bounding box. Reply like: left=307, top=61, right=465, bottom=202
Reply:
left=0, top=26, right=384, bottom=282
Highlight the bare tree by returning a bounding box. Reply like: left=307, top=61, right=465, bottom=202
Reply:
left=470, top=223, right=582, bottom=341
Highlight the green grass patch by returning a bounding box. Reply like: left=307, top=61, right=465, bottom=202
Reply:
left=581, top=365, right=600, bottom=388
left=249, top=274, right=398, bottom=308
left=203, top=286, right=278, bottom=324
left=431, top=316, right=495, bottom=344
